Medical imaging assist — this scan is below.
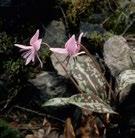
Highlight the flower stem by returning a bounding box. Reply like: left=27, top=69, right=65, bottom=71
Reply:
left=42, top=42, right=83, bottom=94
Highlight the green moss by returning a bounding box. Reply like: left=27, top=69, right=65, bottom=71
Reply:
left=4, top=59, right=22, bottom=76
left=0, top=32, right=14, bottom=53
left=40, top=46, right=51, bottom=62
left=0, top=119, right=21, bottom=138
left=87, top=31, right=113, bottom=46
left=59, top=0, right=93, bottom=33
left=60, top=0, right=135, bottom=35
left=102, top=1, right=135, bottom=34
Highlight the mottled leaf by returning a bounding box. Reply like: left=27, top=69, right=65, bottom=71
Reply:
left=68, top=55, right=108, bottom=102
left=43, top=93, right=115, bottom=114
left=116, top=69, right=135, bottom=103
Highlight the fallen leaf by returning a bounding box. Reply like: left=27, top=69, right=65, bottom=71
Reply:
left=64, top=118, right=75, bottom=138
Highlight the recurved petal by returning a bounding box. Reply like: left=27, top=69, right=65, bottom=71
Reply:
left=36, top=54, right=43, bottom=68
left=65, top=35, right=76, bottom=49
left=78, top=32, right=83, bottom=44
left=50, top=48, right=68, bottom=55
left=33, top=39, right=42, bottom=51
left=76, top=33, right=83, bottom=52
left=30, top=29, right=39, bottom=45
left=14, top=44, right=32, bottom=49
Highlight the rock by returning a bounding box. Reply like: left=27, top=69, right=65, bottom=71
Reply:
left=14, top=71, right=79, bottom=121
left=103, top=35, right=133, bottom=77
left=104, top=35, right=135, bottom=104
left=118, top=0, right=135, bottom=8
left=103, top=36, right=135, bottom=137
left=80, top=22, right=106, bottom=37
left=86, top=14, right=106, bottom=24
left=29, top=72, right=71, bottom=100
left=43, top=20, right=66, bottom=48
left=15, top=71, right=76, bottom=109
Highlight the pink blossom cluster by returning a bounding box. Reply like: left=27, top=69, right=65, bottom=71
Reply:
left=14, top=30, right=84, bottom=67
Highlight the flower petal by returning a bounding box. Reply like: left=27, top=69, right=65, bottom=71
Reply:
left=32, top=51, right=36, bottom=62
left=50, top=48, right=68, bottom=54
left=30, top=29, right=39, bottom=45
left=14, top=44, right=32, bottom=49
left=73, top=51, right=85, bottom=57
left=33, top=39, right=42, bottom=51
left=77, top=32, right=83, bottom=52
left=65, top=35, right=78, bottom=55
left=78, top=32, right=83, bottom=44
left=20, top=48, right=28, bottom=52
left=25, top=53, right=34, bottom=65
left=22, top=50, right=32, bottom=59
left=65, top=35, right=76, bottom=49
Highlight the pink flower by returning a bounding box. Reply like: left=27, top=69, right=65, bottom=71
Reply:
left=50, top=33, right=84, bottom=57
left=14, top=30, right=43, bottom=67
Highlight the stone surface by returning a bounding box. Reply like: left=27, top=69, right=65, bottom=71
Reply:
left=80, top=22, right=106, bottom=38
left=13, top=71, right=79, bottom=121
left=104, top=35, right=133, bottom=77
left=43, top=20, right=66, bottom=48
left=15, top=71, right=76, bottom=108
left=29, top=71, right=74, bottom=101
left=118, top=0, right=135, bottom=8
left=104, top=36, right=135, bottom=137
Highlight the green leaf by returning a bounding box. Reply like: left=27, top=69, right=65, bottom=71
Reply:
left=43, top=93, right=116, bottom=114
